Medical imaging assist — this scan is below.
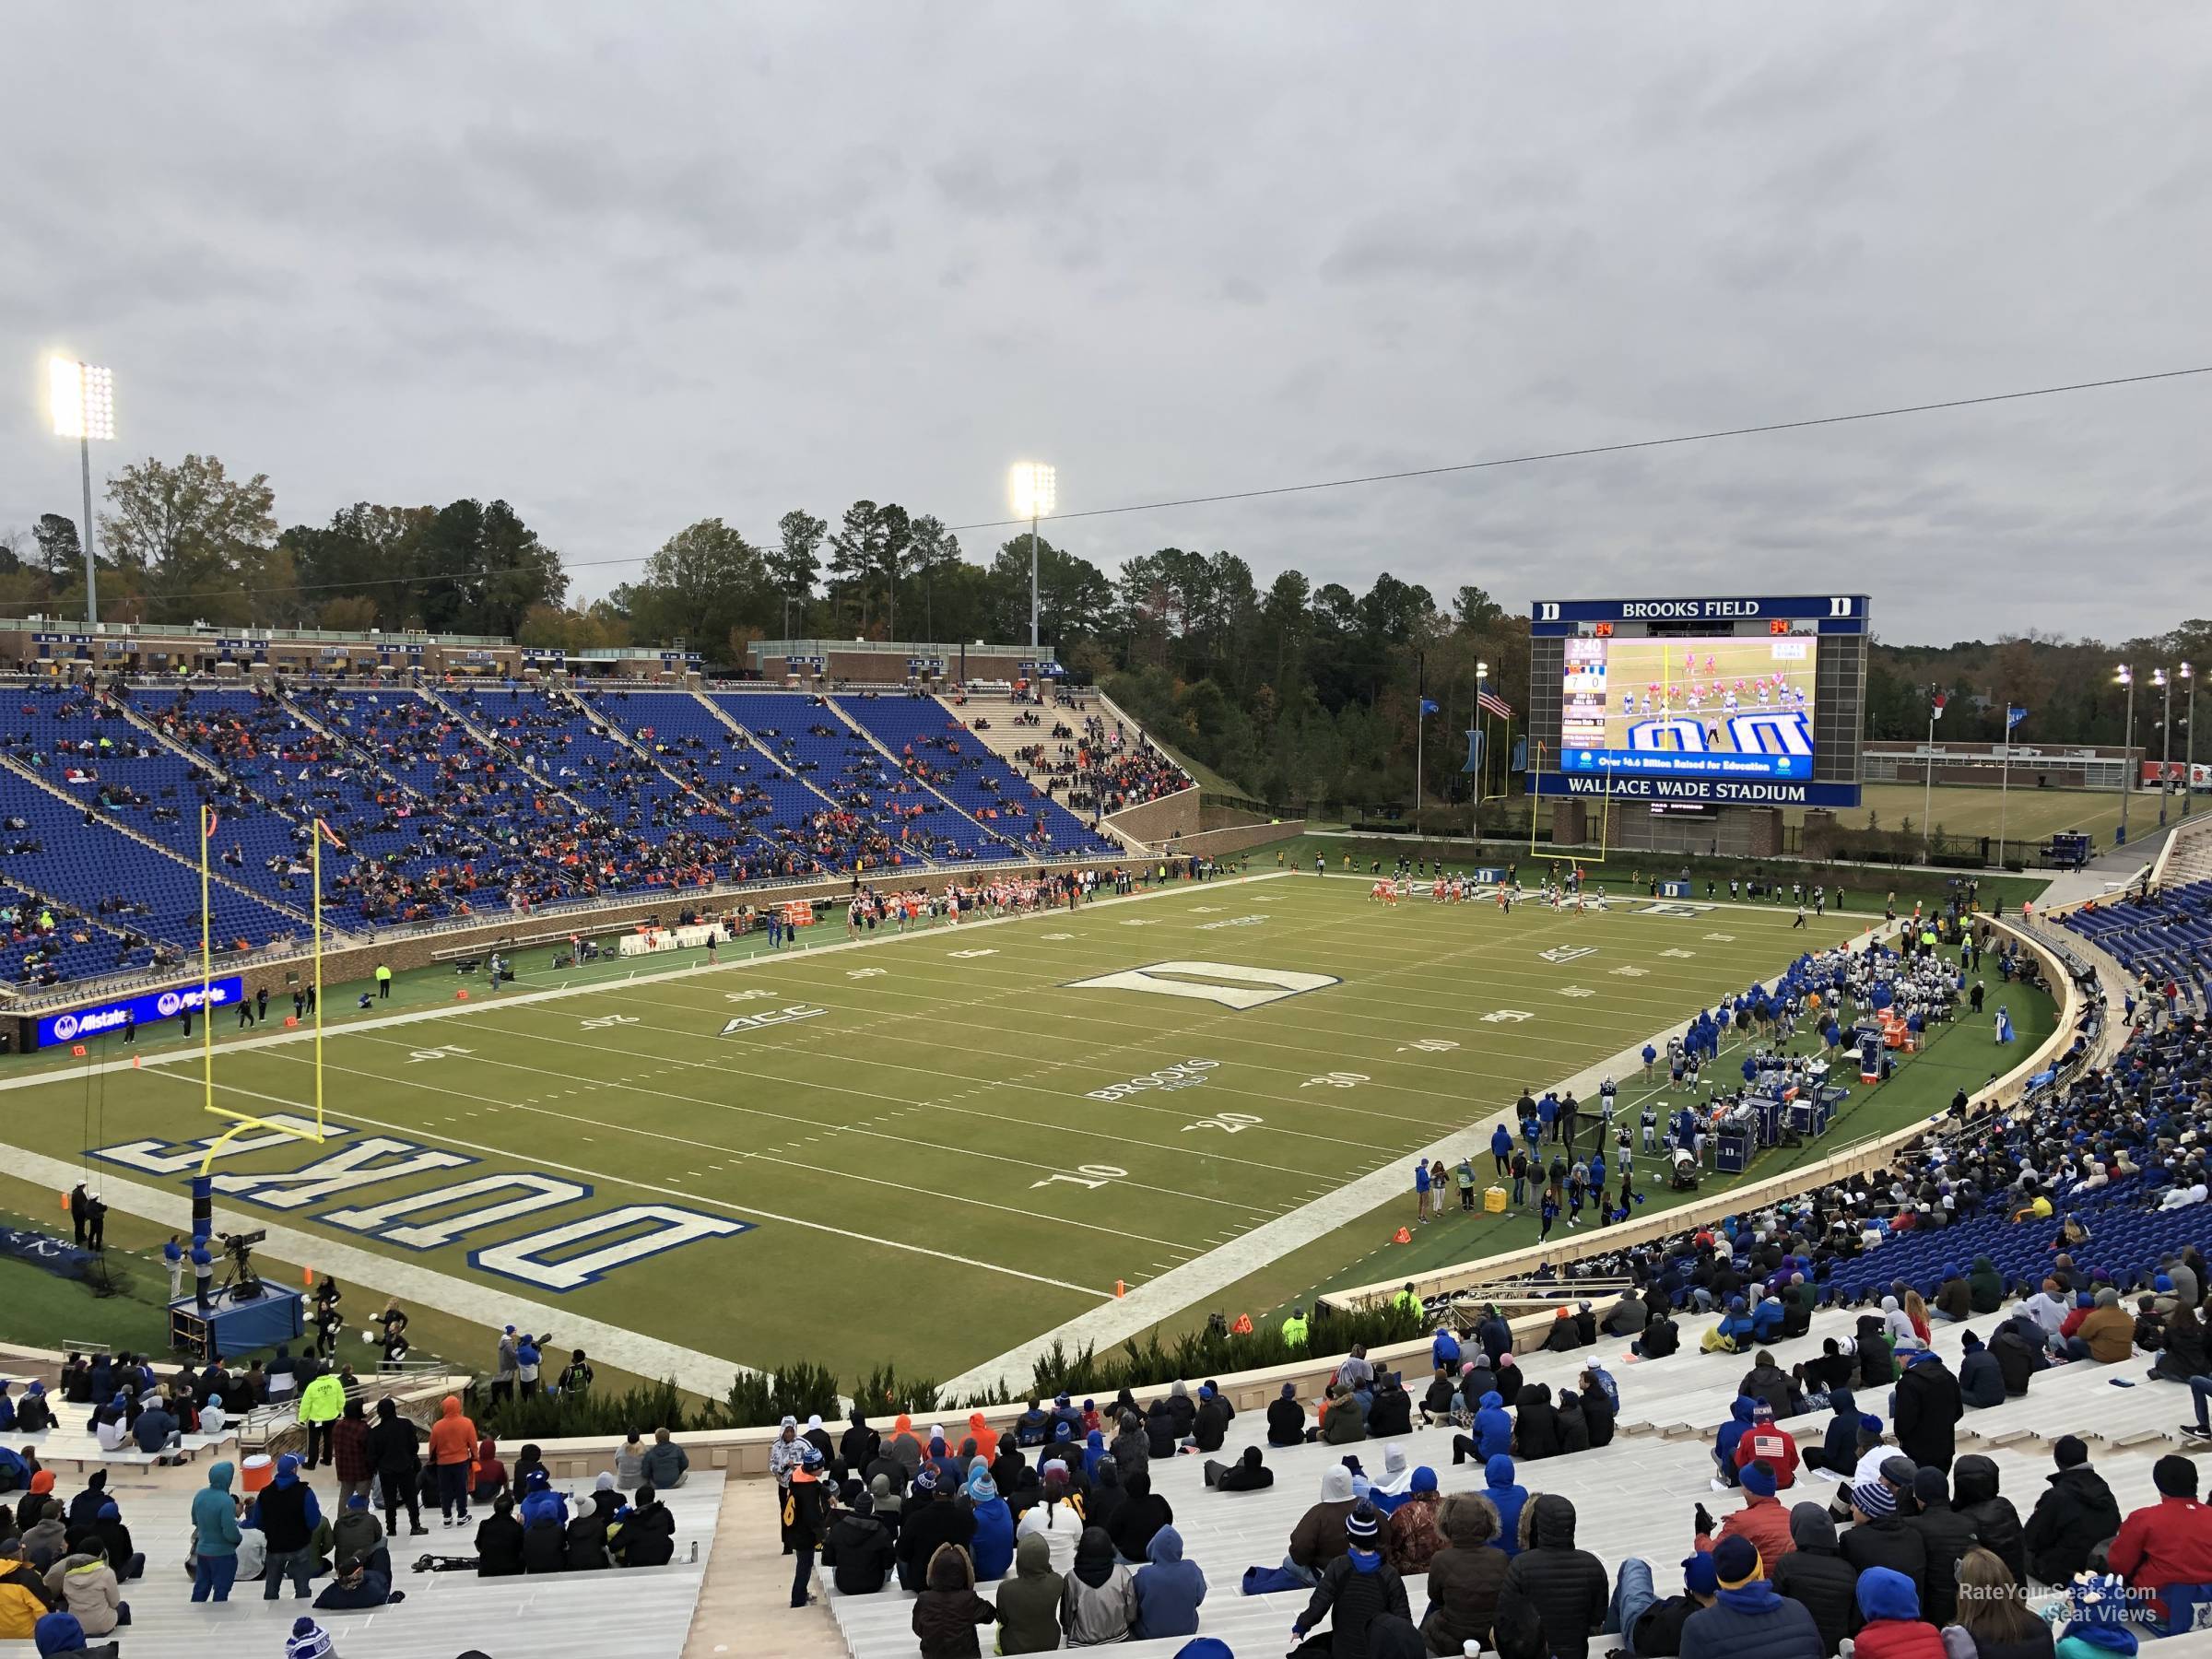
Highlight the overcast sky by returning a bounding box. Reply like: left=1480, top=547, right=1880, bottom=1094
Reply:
left=6, top=3, right=2207, bottom=646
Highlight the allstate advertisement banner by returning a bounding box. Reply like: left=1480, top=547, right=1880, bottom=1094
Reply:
left=38, top=976, right=244, bottom=1048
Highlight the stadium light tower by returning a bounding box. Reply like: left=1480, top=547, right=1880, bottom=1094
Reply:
left=2155, top=666, right=2172, bottom=827
left=47, top=357, right=115, bottom=628
left=1007, top=462, right=1056, bottom=652
left=2183, top=662, right=2197, bottom=820
left=2116, top=663, right=2136, bottom=845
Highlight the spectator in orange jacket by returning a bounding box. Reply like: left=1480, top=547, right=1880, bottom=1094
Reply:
left=2108, top=1455, right=2212, bottom=1626
left=1695, top=1460, right=1796, bottom=1568
left=425, top=1396, right=478, bottom=1529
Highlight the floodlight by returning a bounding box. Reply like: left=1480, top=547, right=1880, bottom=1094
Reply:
left=50, top=358, right=114, bottom=441
left=1008, top=462, right=1057, bottom=521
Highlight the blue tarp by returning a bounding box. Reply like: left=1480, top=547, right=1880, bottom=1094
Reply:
left=0, top=1226, right=99, bottom=1281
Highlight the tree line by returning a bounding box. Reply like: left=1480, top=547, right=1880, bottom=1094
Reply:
left=3, top=453, right=2197, bottom=814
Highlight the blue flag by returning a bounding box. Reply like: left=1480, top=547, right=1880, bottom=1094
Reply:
left=1419, top=698, right=1440, bottom=716
left=2006, top=705, right=2029, bottom=730
left=1994, top=1008, right=2015, bottom=1044
left=1512, top=735, right=1528, bottom=772
left=1462, top=728, right=1483, bottom=773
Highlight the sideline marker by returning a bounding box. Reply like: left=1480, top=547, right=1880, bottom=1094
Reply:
left=1114, top=1280, right=1125, bottom=1299
left=1393, top=1226, right=1413, bottom=1245
left=455, top=989, right=469, bottom=1001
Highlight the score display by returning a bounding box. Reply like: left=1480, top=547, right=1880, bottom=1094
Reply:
left=1559, top=633, right=1817, bottom=782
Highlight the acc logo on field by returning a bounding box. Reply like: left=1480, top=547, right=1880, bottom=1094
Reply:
left=1065, top=960, right=1338, bottom=1010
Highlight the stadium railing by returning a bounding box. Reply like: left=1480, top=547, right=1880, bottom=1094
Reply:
left=1318, top=912, right=2087, bottom=1316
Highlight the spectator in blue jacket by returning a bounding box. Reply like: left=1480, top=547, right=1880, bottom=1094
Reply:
left=1677, top=1534, right=1825, bottom=1659
left=1473, top=1392, right=1513, bottom=1460
left=1750, top=1295, right=1788, bottom=1346
left=130, top=1397, right=178, bottom=1457
left=1713, top=1398, right=1756, bottom=1489
left=1131, top=1525, right=1206, bottom=1639
left=964, top=1470, right=1014, bottom=1582
left=1432, top=1326, right=1462, bottom=1373
left=1483, top=1456, right=1528, bottom=1558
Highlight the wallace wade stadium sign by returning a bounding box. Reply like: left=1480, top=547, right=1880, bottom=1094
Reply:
left=1531, top=773, right=1862, bottom=806
left=39, top=975, right=245, bottom=1047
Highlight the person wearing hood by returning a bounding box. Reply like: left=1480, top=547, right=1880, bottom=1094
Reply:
left=838, top=1407, right=879, bottom=1477
left=1103, top=1468, right=1171, bottom=1567
left=2067, top=1288, right=2136, bottom=1365
left=1143, top=1396, right=1179, bottom=1461
left=1059, top=1524, right=1135, bottom=1645
left=472, top=1494, right=525, bottom=1577
left=1422, top=1489, right=1507, bottom=1653
left=1945, top=1546, right=2055, bottom=1659
left=1383, top=1468, right=1442, bottom=1575
left=1696, top=1460, right=1794, bottom=1567
left=967, top=1468, right=1016, bottom=1582
left=1291, top=1503, right=1411, bottom=1659
left=1678, top=1533, right=1824, bottom=1659
left=898, top=1468, right=975, bottom=1593
left=188, top=1461, right=241, bottom=1602
left=1802, top=1386, right=1865, bottom=1474
left=1580, top=1369, right=1618, bottom=1449
left=611, top=1482, right=677, bottom=1570
left=1480, top=1455, right=1530, bottom=1560
left=1190, top=1384, right=1230, bottom=1453
left=565, top=1486, right=615, bottom=1574
left=1771, top=1501, right=1859, bottom=1655
left=1513, top=1383, right=1560, bottom=1462
left=1555, top=1389, right=1591, bottom=1455
left=425, top=1394, right=477, bottom=1527
left=2022, top=1437, right=2121, bottom=1585
left=2106, top=1453, right=2212, bottom=1627
left=1712, top=1397, right=1757, bottom=1489
left=61, top=1476, right=106, bottom=1540
left=14, top=1383, right=53, bottom=1437
left=1738, top=1351, right=1798, bottom=1419
left=1459, top=1390, right=1513, bottom=1464
left=1905, top=1466, right=1977, bottom=1625
left=1894, top=1349, right=1963, bottom=1474
left=31, top=1610, right=119, bottom=1659
left=19, top=1500, right=68, bottom=1575
left=912, top=1540, right=994, bottom=1659
left=1131, top=1525, right=1206, bottom=1640
left=1955, top=1331, right=2006, bottom=1409
left=1366, top=1444, right=1415, bottom=1516
left=1499, top=1493, right=1606, bottom=1659
left=365, top=1396, right=425, bottom=1536
left=1367, top=1373, right=1414, bottom=1440
left=1988, top=1316, right=2045, bottom=1397
left=1284, top=1465, right=1362, bottom=1583
left=520, top=1478, right=568, bottom=1576
left=1087, top=1460, right=1125, bottom=1533
left=1936, top=1265, right=1973, bottom=1324
left=1637, top=1310, right=1682, bottom=1360
left=1205, top=1443, right=1273, bottom=1493
left=1949, top=1455, right=2026, bottom=1585
left=992, top=1532, right=1064, bottom=1653
left=887, top=1412, right=925, bottom=1477
left=41, top=1550, right=123, bottom=1638
left=248, top=1453, right=323, bottom=1600
left=1850, top=1564, right=1944, bottom=1659
left=0, top=1542, right=53, bottom=1641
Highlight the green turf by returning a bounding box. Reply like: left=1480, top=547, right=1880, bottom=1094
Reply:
left=0, top=874, right=2055, bottom=1382
left=1830, top=783, right=2160, bottom=850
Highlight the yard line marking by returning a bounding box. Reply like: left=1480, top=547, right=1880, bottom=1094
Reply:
left=145, top=1065, right=1113, bottom=1301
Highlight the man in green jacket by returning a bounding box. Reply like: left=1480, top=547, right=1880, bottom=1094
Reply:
left=299, top=1371, right=346, bottom=1470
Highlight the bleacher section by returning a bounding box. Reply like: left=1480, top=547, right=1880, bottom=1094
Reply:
left=822, top=1293, right=2188, bottom=1659
left=2061, top=875, right=2212, bottom=1011
left=0, top=680, right=1162, bottom=995
left=835, top=693, right=1122, bottom=858
left=0, top=1465, right=724, bottom=1659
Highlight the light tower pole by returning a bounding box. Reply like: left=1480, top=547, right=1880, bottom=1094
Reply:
left=2183, top=662, right=2197, bottom=820
left=47, top=358, right=115, bottom=628
left=2155, top=667, right=2172, bottom=827
left=2116, top=664, right=2136, bottom=845
left=1007, top=462, right=1056, bottom=653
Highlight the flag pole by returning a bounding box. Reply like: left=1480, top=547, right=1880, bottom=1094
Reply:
left=1413, top=653, right=1426, bottom=825
left=1997, top=716, right=2012, bottom=870
left=199, top=805, right=214, bottom=1115
left=1923, top=687, right=1939, bottom=863
left=312, top=818, right=325, bottom=1140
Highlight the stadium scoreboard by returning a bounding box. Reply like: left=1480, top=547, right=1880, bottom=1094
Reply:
left=1526, top=594, right=1867, bottom=808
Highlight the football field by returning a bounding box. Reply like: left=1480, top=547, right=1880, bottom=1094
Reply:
left=0, top=872, right=2043, bottom=1385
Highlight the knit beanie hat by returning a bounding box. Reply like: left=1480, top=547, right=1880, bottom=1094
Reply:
left=287, top=1618, right=335, bottom=1659
left=1345, top=1502, right=1382, bottom=1545
left=2155, top=1453, right=2199, bottom=1498
left=1680, top=1552, right=1719, bottom=1597
left=1854, top=1478, right=1897, bottom=1518
left=2053, top=1435, right=2088, bottom=1469
left=1740, top=1460, right=1778, bottom=1499
left=1712, top=1534, right=1761, bottom=1589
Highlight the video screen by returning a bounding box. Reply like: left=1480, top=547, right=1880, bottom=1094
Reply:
left=1559, top=633, right=1816, bottom=782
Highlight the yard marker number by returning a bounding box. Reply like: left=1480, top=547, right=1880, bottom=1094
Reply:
left=1301, top=1071, right=1369, bottom=1088
left=1183, top=1112, right=1264, bottom=1134
left=1479, top=1009, right=1535, bottom=1023
left=406, top=1043, right=474, bottom=1064
left=579, top=1014, right=640, bottom=1030
left=1031, top=1163, right=1127, bottom=1191
left=1396, top=1038, right=1459, bottom=1053
left=1558, top=986, right=1596, bottom=998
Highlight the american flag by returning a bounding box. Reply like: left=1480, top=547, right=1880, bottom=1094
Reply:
left=1477, top=689, right=1514, bottom=721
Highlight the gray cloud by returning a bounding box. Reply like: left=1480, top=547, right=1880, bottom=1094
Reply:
left=2, top=0, right=2206, bottom=646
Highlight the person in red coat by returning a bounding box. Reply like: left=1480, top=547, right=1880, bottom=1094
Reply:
left=1695, top=1461, right=1796, bottom=1568
left=2108, top=1455, right=2212, bottom=1626
left=1852, top=1565, right=1946, bottom=1659
left=1734, top=1404, right=1801, bottom=1490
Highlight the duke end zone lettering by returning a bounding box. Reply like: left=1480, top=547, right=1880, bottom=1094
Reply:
left=87, top=1116, right=747, bottom=1293
left=1531, top=773, right=1863, bottom=807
